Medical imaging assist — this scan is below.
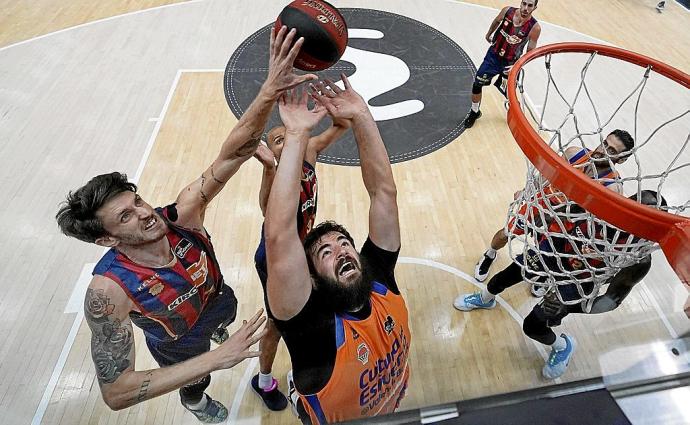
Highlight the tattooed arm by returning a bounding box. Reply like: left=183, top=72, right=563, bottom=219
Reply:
left=172, top=26, right=317, bottom=232
left=86, top=275, right=266, bottom=410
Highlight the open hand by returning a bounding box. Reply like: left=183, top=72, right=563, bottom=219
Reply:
left=214, top=309, right=267, bottom=370
left=278, top=87, right=327, bottom=133
left=308, top=74, right=369, bottom=121
left=263, top=26, right=318, bottom=98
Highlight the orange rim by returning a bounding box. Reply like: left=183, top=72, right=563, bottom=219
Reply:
left=505, top=42, right=690, bottom=285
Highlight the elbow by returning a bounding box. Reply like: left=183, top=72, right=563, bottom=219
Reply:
left=371, top=183, right=397, bottom=200
left=102, top=387, right=130, bottom=411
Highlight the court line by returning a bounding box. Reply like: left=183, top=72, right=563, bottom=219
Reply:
left=227, top=357, right=259, bottom=424
left=397, top=257, right=558, bottom=381
left=643, top=279, right=679, bottom=339
left=0, top=0, right=204, bottom=53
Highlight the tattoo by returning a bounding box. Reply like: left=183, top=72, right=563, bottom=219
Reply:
left=127, top=371, right=153, bottom=404
left=235, top=134, right=261, bottom=157
left=85, top=289, right=134, bottom=385
left=199, top=173, right=209, bottom=204
left=210, top=165, right=226, bottom=184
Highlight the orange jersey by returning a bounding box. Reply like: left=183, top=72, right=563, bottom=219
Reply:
left=299, top=281, right=411, bottom=424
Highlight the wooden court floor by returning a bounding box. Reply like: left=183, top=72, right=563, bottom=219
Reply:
left=1, top=1, right=689, bottom=424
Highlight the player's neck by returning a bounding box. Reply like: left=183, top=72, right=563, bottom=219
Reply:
left=513, top=12, right=530, bottom=25
left=118, top=237, right=175, bottom=268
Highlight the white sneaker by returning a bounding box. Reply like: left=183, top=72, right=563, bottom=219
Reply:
left=453, top=292, right=497, bottom=311
left=286, top=370, right=299, bottom=418
left=474, top=250, right=496, bottom=282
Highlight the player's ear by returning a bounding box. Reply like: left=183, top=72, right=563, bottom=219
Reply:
left=96, top=234, right=119, bottom=248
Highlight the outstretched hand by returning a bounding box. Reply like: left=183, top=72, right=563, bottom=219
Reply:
left=214, top=309, right=267, bottom=370
left=263, top=26, right=318, bottom=98
left=308, top=74, right=369, bottom=121
left=278, top=87, right=327, bottom=133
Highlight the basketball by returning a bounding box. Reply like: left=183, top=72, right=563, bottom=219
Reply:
left=275, top=0, right=348, bottom=71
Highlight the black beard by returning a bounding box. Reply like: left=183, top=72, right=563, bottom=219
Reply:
left=315, top=257, right=373, bottom=313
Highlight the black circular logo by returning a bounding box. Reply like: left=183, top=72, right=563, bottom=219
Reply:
left=225, top=8, right=475, bottom=165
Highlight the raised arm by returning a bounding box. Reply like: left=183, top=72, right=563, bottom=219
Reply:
left=254, top=144, right=277, bottom=216
left=265, top=88, right=327, bottom=320
left=86, top=276, right=266, bottom=410
left=304, top=118, right=351, bottom=165
left=310, top=75, right=400, bottom=251
left=486, top=6, right=510, bottom=43
left=173, top=26, right=317, bottom=231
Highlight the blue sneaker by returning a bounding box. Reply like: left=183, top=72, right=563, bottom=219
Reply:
left=543, top=334, right=577, bottom=379
left=453, top=292, right=496, bottom=311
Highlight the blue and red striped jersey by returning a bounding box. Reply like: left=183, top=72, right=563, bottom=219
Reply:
left=491, top=7, right=538, bottom=63
left=92, top=207, right=224, bottom=343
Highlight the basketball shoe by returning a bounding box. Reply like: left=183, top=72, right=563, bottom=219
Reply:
left=454, top=292, right=496, bottom=311
left=463, top=110, right=482, bottom=128
left=182, top=394, right=228, bottom=423
left=474, top=250, right=496, bottom=282
left=251, top=374, right=288, bottom=411
left=543, top=334, right=576, bottom=379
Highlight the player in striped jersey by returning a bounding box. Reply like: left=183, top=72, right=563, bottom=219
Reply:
left=463, top=1, right=541, bottom=128
left=55, top=26, right=315, bottom=423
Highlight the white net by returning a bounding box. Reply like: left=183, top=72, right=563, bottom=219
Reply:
left=506, top=48, right=690, bottom=311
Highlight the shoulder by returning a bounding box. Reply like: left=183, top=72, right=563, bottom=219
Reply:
left=93, top=249, right=119, bottom=275
left=276, top=290, right=332, bottom=329
left=86, top=275, right=133, bottom=313
left=564, top=146, right=586, bottom=162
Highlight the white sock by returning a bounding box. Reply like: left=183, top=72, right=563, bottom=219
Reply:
left=186, top=394, right=208, bottom=410
left=480, top=288, right=495, bottom=303
left=259, top=372, right=274, bottom=390
left=485, top=248, right=497, bottom=259
left=551, top=335, right=567, bottom=351
left=471, top=102, right=480, bottom=112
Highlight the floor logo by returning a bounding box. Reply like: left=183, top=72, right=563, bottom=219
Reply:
left=225, top=9, right=475, bottom=165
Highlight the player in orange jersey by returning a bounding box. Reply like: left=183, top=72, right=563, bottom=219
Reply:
left=264, top=77, right=411, bottom=424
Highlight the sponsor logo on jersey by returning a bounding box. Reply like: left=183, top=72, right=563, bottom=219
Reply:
left=149, top=282, right=164, bottom=296
left=357, top=342, right=370, bottom=365
left=384, top=316, right=395, bottom=334
left=174, top=238, right=193, bottom=258
left=168, top=286, right=198, bottom=311
left=137, top=272, right=161, bottom=292
left=187, top=251, right=209, bottom=288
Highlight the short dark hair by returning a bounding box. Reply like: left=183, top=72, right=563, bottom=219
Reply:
left=56, top=172, right=137, bottom=243
left=609, top=129, right=635, bottom=158
left=303, top=221, right=355, bottom=273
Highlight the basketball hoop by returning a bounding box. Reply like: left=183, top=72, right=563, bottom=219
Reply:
left=504, top=42, right=690, bottom=311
